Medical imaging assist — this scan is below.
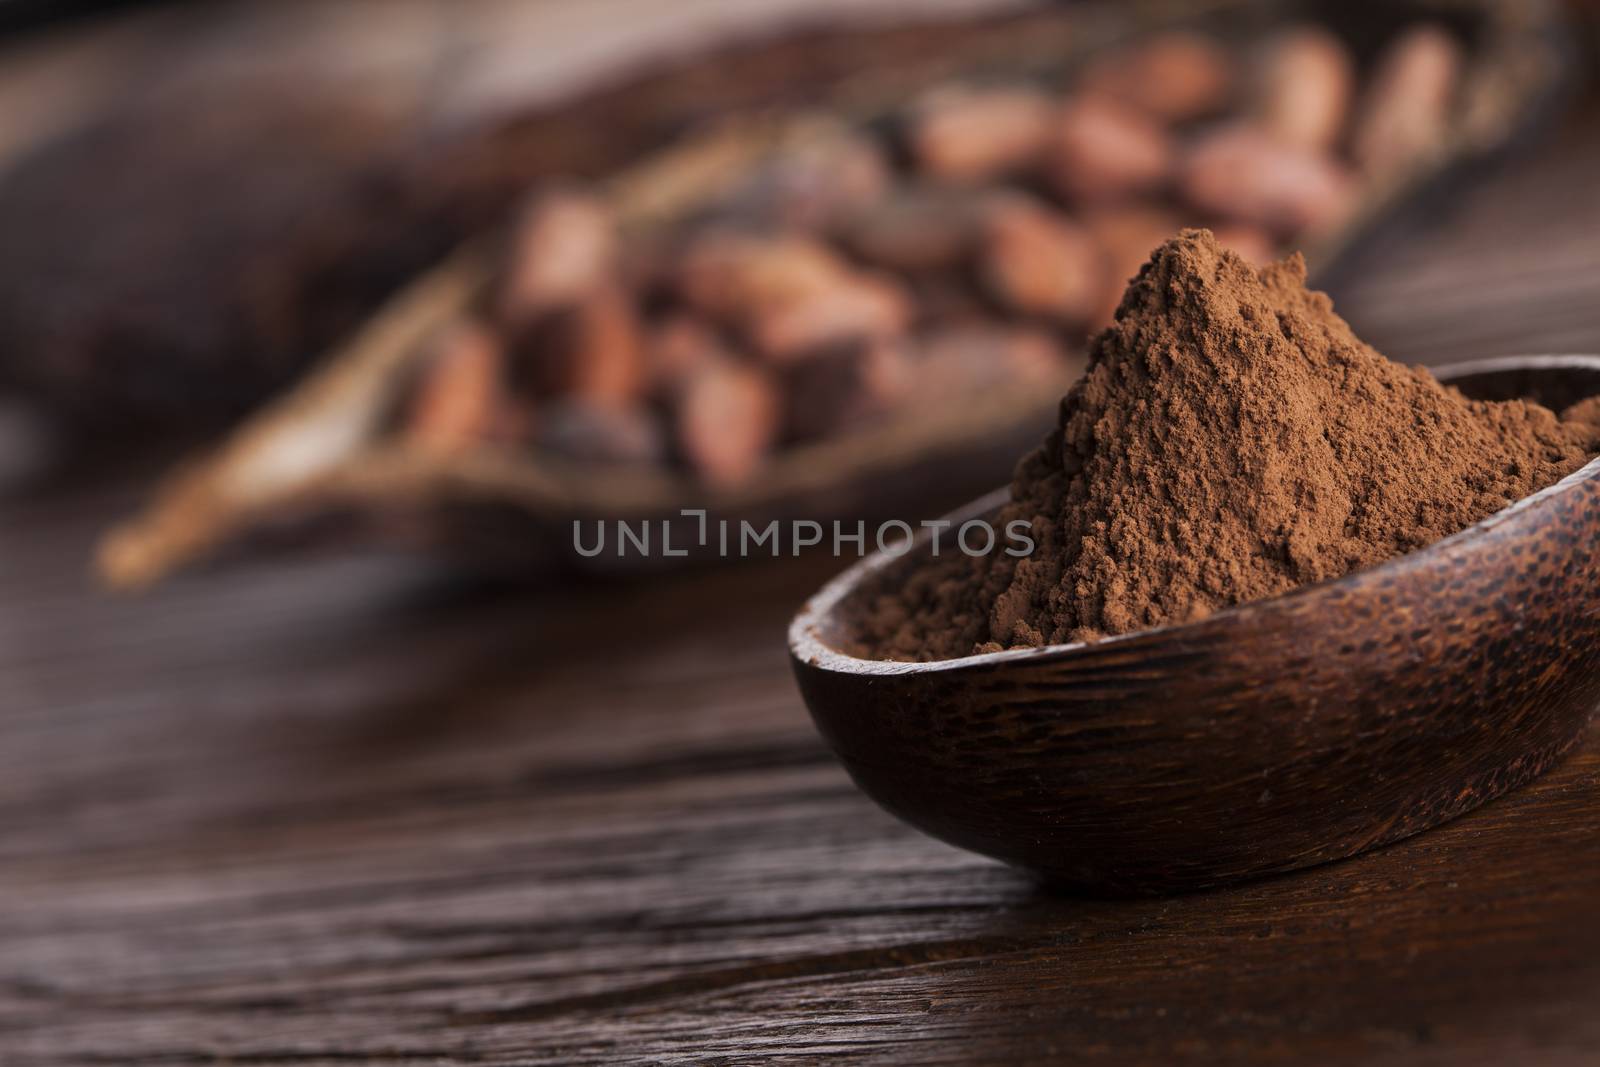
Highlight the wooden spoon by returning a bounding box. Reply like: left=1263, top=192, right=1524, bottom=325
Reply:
left=789, top=355, right=1600, bottom=895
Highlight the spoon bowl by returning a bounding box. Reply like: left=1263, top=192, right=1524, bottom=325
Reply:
left=789, top=355, right=1600, bottom=895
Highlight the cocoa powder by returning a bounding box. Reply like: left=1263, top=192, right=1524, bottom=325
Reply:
left=852, top=230, right=1600, bottom=660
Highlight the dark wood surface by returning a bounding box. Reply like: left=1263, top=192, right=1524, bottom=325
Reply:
left=4, top=108, right=1600, bottom=1067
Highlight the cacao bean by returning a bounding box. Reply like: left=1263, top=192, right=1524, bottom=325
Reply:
left=499, top=190, right=617, bottom=322
left=909, top=85, right=1054, bottom=183
left=676, top=358, right=781, bottom=488
left=406, top=321, right=505, bottom=454
left=1352, top=24, right=1462, bottom=180
left=1079, top=32, right=1233, bottom=122
left=979, top=195, right=1103, bottom=323
left=1252, top=27, right=1354, bottom=153
left=841, top=186, right=984, bottom=274
left=508, top=284, right=645, bottom=407
left=1179, top=123, right=1355, bottom=236
left=781, top=338, right=913, bottom=443
left=1045, top=94, right=1174, bottom=203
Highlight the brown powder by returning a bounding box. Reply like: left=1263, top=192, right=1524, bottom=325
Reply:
left=853, top=229, right=1600, bottom=660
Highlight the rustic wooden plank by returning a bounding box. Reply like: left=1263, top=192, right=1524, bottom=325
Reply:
left=2, top=493, right=1599, bottom=1067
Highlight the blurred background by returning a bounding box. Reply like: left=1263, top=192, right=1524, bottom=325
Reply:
left=3, top=2, right=1600, bottom=1062
left=0, top=0, right=1594, bottom=587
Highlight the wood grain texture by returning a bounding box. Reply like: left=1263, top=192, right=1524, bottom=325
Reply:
left=3, top=79, right=1600, bottom=1067
left=6, top=482, right=1600, bottom=1066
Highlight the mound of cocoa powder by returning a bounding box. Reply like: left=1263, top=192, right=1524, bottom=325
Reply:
left=852, top=229, right=1600, bottom=661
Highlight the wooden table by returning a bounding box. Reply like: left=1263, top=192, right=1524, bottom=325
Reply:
left=4, top=105, right=1600, bottom=1067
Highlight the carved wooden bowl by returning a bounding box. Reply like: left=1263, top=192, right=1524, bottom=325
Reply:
left=789, top=355, right=1600, bottom=895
